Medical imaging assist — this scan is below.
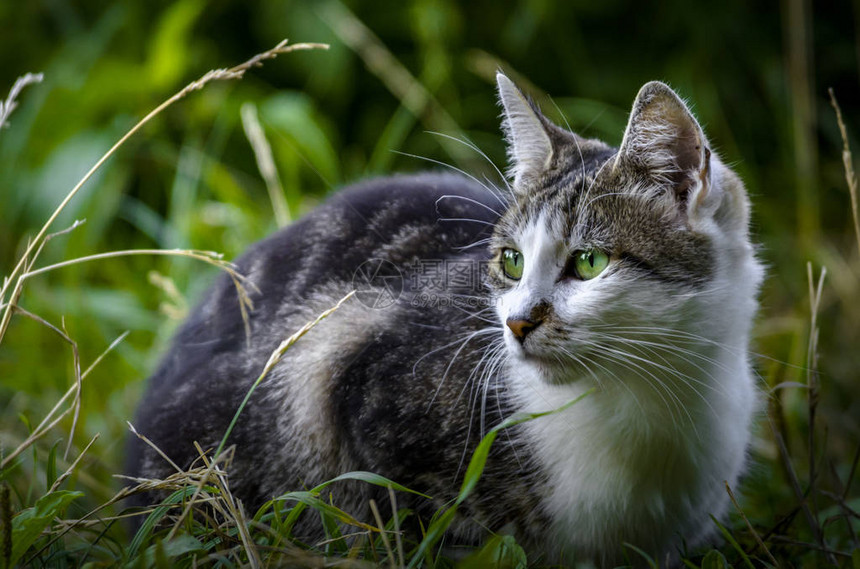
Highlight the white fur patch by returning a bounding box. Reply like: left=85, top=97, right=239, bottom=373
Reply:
left=259, top=289, right=398, bottom=488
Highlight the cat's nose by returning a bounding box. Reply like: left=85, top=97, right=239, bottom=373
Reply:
left=506, top=318, right=539, bottom=341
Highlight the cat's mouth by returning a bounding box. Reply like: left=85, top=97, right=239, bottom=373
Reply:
left=507, top=332, right=594, bottom=380
left=510, top=349, right=580, bottom=386
left=508, top=336, right=559, bottom=367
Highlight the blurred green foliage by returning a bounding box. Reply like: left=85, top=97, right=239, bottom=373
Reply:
left=0, top=0, right=859, bottom=565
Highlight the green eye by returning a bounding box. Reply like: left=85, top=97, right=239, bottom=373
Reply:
left=573, top=250, right=609, bottom=280
left=502, top=248, right=524, bottom=280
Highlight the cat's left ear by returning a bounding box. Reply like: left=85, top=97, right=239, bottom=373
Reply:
left=616, top=82, right=716, bottom=222
left=496, top=72, right=554, bottom=191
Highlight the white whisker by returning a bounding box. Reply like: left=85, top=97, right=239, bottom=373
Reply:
left=435, top=194, right=503, bottom=217
left=393, top=149, right=508, bottom=208
left=426, top=130, right=513, bottom=196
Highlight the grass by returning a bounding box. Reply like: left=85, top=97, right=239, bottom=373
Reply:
left=1, top=17, right=859, bottom=569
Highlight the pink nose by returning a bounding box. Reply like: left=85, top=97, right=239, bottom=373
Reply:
left=506, top=318, right=538, bottom=340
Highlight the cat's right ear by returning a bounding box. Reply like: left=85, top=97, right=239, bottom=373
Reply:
left=496, top=72, right=554, bottom=191
left=615, top=81, right=716, bottom=223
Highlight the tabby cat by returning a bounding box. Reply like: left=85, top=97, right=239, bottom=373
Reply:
left=127, top=73, right=763, bottom=566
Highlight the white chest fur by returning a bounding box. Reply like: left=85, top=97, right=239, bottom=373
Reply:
left=508, top=345, right=755, bottom=562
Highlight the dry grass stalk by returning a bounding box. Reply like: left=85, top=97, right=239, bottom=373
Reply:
left=0, top=72, right=43, bottom=130
left=388, top=486, right=405, bottom=567
left=195, top=446, right=262, bottom=568
left=4, top=305, right=83, bottom=459
left=260, top=290, right=355, bottom=377
left=35, top=464, right=227, bottom=564
left=827, top=88, right=860, bottom=255
left=3, top=40, right=337, bottom=568
left=213, top=290, right=356, bottom=459
left=117, top=292, right=356, bottom=562
left=0, top=331, right=127, bottom=470
left=49, top=434, right=100, bottom=494
left=724, top=481, right=779, bottom=566
left=163, top=442, right=236, bottom=542
left=116, top=465, right=229, bottom=499
left=127, top=422, right=186, bottom=475
left=318, top=1, right=472, bottom=166
left=804, top=263, right=834, bottom=564
left=241, top=102, right=290, bottom=227
left=367, top=499, right=395, bottom=569
left=767, top=415, right=821, bottom=555
left=0, top=39, right=328, bottom=348
left=22, top=247, right=257, bottom=340
left=147, top=270, right=188, bottom=320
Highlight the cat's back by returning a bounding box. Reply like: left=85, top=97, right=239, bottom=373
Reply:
left=126, top=172, right=505, bottom=505
left=140, top=172, right=500, bottom=381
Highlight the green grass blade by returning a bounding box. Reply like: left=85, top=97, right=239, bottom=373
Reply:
left=213, top=291, right=353, bottom=460
left=314, top=471, right=431, bottom=499
left=457, top=534, right=528, bottom=569
left=700, top=549, right=730, bottom=569
left=128, top=486, right=209, bottom=559
left=710, top=516, right=755, bottom=569
left=10, top=490, right=83, bottom=567
left=622, top=542, right=659, bottom=569
left=124, top=535, right=205, bottom=569
left=275, top=491, right=374, bottom=531
left=319, top=504, right=349, bottom=556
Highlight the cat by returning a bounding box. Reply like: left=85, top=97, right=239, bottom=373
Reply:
left=126, top=73, right=763, bottom=566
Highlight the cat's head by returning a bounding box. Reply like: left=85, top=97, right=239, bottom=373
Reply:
left=489, top=73, right=762, bottom=387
